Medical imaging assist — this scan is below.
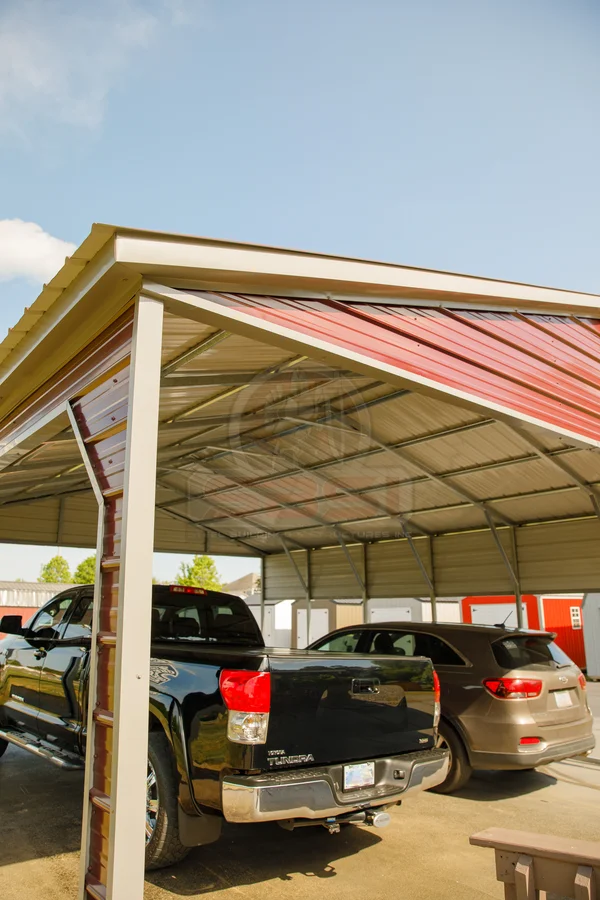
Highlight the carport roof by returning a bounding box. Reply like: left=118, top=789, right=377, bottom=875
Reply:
left=1, top=224, right=600, bottom=560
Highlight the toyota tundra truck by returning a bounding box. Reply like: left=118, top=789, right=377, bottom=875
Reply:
left=0, top=585, right=448, bottom=869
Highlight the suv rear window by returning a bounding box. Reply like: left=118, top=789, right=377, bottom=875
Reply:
left=492, top=635, right=572, bottom=669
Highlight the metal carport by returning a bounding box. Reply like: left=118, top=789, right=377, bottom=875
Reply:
left=1, top=224, right=600, bottom=899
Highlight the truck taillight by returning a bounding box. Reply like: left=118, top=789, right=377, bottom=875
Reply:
left=483, top=678, right=542, bottom=700
left=433, top=670, right=441, bottom=729
left=219, top=670, right=271, bottom=744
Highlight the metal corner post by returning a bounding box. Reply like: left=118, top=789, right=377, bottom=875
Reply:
left=107, top=295, right=164, bottom=899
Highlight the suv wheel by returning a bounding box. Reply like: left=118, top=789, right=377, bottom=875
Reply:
left=145, top=731, right=191, bottom=870
left=0, top=737, right=7, bottom=759
left=430, top=721, right=472, bottom=794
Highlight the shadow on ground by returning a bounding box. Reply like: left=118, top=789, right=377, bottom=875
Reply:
left=443, top=768, right=557, bottom=802
left=146, top=823, right=381, bottom=896
left=0, top=745, right=380, bottom=895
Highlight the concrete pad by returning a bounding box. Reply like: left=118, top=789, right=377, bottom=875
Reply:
left=1, top=744, right=600, bottom=900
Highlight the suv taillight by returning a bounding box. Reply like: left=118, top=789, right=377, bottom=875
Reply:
left=433, top=670, right=441, bottom=728
left=578, top=673, right=587, bottom=691
left=483, top=677, right=542, bottom=700
left=219, top=670, right=271, bottom=744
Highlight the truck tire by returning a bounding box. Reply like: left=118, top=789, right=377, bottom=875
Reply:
left=145, top=731, right=191, bottom=871
left=430, top=721, right=472, bottom=794
left=0, top=737, right=7, bottom=759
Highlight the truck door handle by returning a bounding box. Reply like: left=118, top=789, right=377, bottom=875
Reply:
left=353, top=678, right=380, bottom=694
left=34, top=649, right=47, bottom=660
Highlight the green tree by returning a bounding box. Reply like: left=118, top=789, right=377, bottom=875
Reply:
left=38, top=555, right=71, bottom=584
left=73, top=555, right=96, bottom=584
left=176, top=555, right=223, bottom=590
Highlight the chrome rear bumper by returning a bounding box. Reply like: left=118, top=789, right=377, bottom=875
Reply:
left=222, top=748, right=449, bottom=824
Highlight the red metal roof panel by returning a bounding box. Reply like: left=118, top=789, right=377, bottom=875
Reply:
left=192, top=292, right=600, bottom=446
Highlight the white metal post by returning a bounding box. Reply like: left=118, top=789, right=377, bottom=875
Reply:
left=107, top=296, right=164, bottom=900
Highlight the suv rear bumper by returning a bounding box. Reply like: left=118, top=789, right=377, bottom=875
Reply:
left=469, top=733, right=596, bottom=770
left=221, top=748, right=450, bottom=823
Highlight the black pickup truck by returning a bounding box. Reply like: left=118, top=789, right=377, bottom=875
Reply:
left=0, top=585, right=448, bottom=869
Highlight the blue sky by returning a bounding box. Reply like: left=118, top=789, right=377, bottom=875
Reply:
left=1, top=0, right=599, bottom=582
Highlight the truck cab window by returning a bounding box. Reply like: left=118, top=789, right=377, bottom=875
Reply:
left=62, top=594, right=94, bottom=641
left=30, top=595, right=75, bottom=639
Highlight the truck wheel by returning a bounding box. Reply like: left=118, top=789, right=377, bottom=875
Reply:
left=145, top=731, right=191, bottom=871
left=430, top=721, right=472, bottom=794
left=0, top=737, right=7, bottom=759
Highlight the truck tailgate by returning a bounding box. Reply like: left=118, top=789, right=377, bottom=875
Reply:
left=258, top=651, right=436, bottom=770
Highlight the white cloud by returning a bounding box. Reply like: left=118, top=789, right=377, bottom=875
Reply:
left=0, top=0, right=201, bottom=134
left=0, top=219, right=76, bottom=284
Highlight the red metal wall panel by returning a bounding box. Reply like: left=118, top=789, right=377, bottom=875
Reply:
left=0, top=309, right=135, bottom=898
left=201, top=293, right=600, bottom=444
left=70, top=329, right=133, bottom=895
left=542, top=597, right=586, bottom=669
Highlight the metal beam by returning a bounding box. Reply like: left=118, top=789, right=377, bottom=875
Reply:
left=318, top=412, right=515, bottom=528
left=507, top=423, right=600, bottom=519
left=280, top=539, right=309, bottom=594
left=159, top=428, right=580, bottom=507
left=484, top=511, right=523, bottom=629
left=334, top=528, right=366, bottom=593
left=249, top=437, right=430, bottom=538
left=159, top=502, right=267, bottom=557
left=165, top=451, right=376, bottom=547
left=162, top=381, right=398, bottom=457
left=161, top=329, right=229, bottom=376
left=164, top=354, right=307, bottom=424
left=158, top=472, right=310, bottom=552
left=161, top=368, right=351, bottom=388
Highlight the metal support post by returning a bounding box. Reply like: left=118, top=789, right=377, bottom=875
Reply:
left=402, top=527, right=437, bottom=623
left=486, top=512, right=523, bottom=630
left=306, top=550, right=312, bottom=645
left=260, top=556, right=266, bottom=633
left=427, top=538, right=438, bottom=624
left=108, top=296, right=163, bottom=899
left=509, top=527, right=524, bottom=630
left=362, top=543, right=369, bottom=624
left=335, top=528, right=366, bottom=596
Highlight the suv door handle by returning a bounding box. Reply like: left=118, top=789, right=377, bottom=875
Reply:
left=34, top=649, right=47, bottom=660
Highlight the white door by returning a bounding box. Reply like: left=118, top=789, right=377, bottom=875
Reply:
left=297, top=608, right=330, bottom=647
left=471, top=603, right=528, bottom=629
left=370, top=607, right=412, bottom=624
left=249, top=606, right=274, bottom=643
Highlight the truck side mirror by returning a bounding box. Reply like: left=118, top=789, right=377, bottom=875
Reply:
left=0, top=615, right=24, bottom=636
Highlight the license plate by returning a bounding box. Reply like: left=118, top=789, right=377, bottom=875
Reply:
left=344, top=762, right=375, bottom=791
left=554, top=690, right=573, bottom=709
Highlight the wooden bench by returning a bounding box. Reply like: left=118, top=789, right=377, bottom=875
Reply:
left=470, top=828, right=599, bottom=899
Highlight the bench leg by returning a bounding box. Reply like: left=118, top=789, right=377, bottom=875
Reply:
left=575, top=866, right=596, bottom=900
